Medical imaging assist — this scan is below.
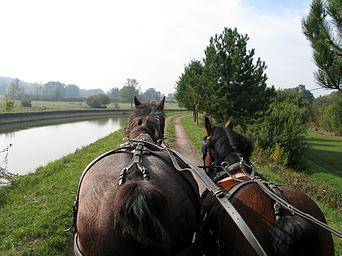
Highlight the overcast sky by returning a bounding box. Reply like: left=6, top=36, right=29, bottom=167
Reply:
left=0, top=0, right=331, bottom=96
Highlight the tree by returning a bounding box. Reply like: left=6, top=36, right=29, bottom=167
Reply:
left=141, top=88, right=161, bottom=102
left=5, top=78, right=24, bottom=99
left=86, top=94, right=110, bottom=108
left=247, top=91, right=309, bottom=167
left=107, top=87, right=124, bottom=102
left=202, top=28, right=274, bottom=128
left=42, top=81, right=65, bottom=100
left=4, top=97, right=15, bottom=111
left=302, top=0, right=342, bottom=92
left=175, top=60, right=205, bottom=123
left=64, top=84, right=80, bottom=98
left=166, top=93, right=176, bottom=103
left=119, top=79, right=140, bottom=107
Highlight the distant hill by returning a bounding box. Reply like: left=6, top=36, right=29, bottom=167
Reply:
left=0, top=76, right=104, bottom=98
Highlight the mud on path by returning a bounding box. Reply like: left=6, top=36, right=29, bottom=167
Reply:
left=172, top=116, right=206, bottom=195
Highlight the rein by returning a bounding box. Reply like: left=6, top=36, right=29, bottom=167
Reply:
left=208, top=157, right=342, bottom=238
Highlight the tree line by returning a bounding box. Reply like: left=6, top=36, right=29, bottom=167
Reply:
left=175, top=26, right=341, bottom=168
left=2, top=77, right=175, bottom=109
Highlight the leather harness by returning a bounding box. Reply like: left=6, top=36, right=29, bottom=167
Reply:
left=68, top=134, right=342, bottom=256
left=69, top=134, right=201, bottom=256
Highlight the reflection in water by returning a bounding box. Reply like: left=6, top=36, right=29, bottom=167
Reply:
left=0, top=116, right=127, bottom=175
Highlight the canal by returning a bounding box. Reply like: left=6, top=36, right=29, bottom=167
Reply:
left=0, top=116, right=127, bottom=175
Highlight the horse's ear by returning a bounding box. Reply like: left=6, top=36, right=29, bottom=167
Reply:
left=157, top=96, right=165, bottom=110
left=134, top=96, right=141, bottom=107
left=205, top=117, right=212, bottom=136
left=225, top=118, right=233, bottom=130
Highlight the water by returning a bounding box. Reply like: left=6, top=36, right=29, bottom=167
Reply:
left=0, top=116, right=127, bottom=175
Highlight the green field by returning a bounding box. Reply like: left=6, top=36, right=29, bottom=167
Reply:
left=0, top=100, right=182, bottom=113
left=305, top=131, right=342, bottom=185
left=178, top=115, right=341, bottom=255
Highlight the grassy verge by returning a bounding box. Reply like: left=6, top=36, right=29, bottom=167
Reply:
left=164, top=111, right=192, bottom=147
left=0, top=130, right=125, bottom=255
left=165, top=115, right=177, bottom=147
left=180, top=115, right=342, bottom=254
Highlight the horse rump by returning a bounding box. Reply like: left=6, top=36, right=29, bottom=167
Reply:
left=264, top=215, right=319, bottom=256
left=113, top=179, right=170, bottom=248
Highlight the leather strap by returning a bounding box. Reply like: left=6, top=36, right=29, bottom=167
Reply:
left=164, top=146, right=268, bottom=256
left=255, top=179, right=342, bottom=237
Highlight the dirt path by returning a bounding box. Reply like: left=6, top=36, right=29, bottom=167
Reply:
left=172, top=116, right=206, bottom=195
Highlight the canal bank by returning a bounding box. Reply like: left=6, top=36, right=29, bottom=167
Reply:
left=0, top=116, right=128, bottom=175
left=0, top=130, right=126, bottom=255
left=0, top=109, right=186, bottom=125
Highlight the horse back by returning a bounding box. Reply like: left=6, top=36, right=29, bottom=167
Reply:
left=77, top=152, right=200, bottom=255
left=201, top=183, right=334, bottom=256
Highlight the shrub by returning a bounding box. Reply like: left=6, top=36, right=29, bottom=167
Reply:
left=247, top=99, right=308, bottom=167
left=86, top=94, right=110, bottom=108
left=20, top=98, right=32, bottom=107
left=4, top=97, right=15, bottom=111
left=318, top=96, right=342, bottom=136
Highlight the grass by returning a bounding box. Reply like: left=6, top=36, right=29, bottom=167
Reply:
left=304, top=130, right=342, bottom=192
left=0, top=100, right=183, bottom=113
left=179, top=115, right=342, bottom=255
left=0, top=130, right=125, bottom=255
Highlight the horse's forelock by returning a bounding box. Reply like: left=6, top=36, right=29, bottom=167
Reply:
left=124, top=102, right=165, bottom=141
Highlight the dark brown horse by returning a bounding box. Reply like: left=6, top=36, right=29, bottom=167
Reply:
left=75, top=97, right=200, bottom=256
left=200, top=117, right=334, bottom=256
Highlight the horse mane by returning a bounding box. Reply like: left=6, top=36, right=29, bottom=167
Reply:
left=124, top=102, right=165, bottom=141
left=210, top=127, right=254, bottom=161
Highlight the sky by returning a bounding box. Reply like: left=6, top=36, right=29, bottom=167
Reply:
left=0, top=0, right=331, bottom=96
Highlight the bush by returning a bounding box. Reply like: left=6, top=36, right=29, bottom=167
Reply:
left=4, top=97, right=15, bottom=111
left=86, top=94, right=110, bottom=108
left=247, top=99, right=308, bottom=167
left=20, top=98, right=32, bottom=107
left=317, top=96, right=342, bottom=136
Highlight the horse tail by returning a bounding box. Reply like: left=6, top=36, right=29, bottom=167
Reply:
left=113, top=180, right=170, bottom=248
left=264, top=215, right=318, bottom=256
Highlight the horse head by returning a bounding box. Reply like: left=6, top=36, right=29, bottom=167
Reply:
left=124, top=96, right=166, bottom=142
left=202, top=117, right=253, bottom=170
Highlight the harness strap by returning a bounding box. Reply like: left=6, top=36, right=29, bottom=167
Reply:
left=74, top=234, right=83, bottom=256
left=164, top=146, right=268, bottom=256
left=225, top=180, right=255, bottom=200
left=255, top=179, right=342, bottom=238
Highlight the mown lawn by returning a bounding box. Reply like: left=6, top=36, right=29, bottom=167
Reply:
left=179, top=115, right=342, bottom=255
left=304, top=131, right=342, bottom=191
left=0, top=130, right=125, bottom=255
left=0, top=100, right=183, bottom=113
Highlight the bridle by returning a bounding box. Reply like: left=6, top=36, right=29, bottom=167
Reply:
left=201, top=128, right=247, bottom=179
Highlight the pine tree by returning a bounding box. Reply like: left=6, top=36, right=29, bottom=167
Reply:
left=202, top=28, right=274, bottom=128
left=302, top=0, right=342, bottom=92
